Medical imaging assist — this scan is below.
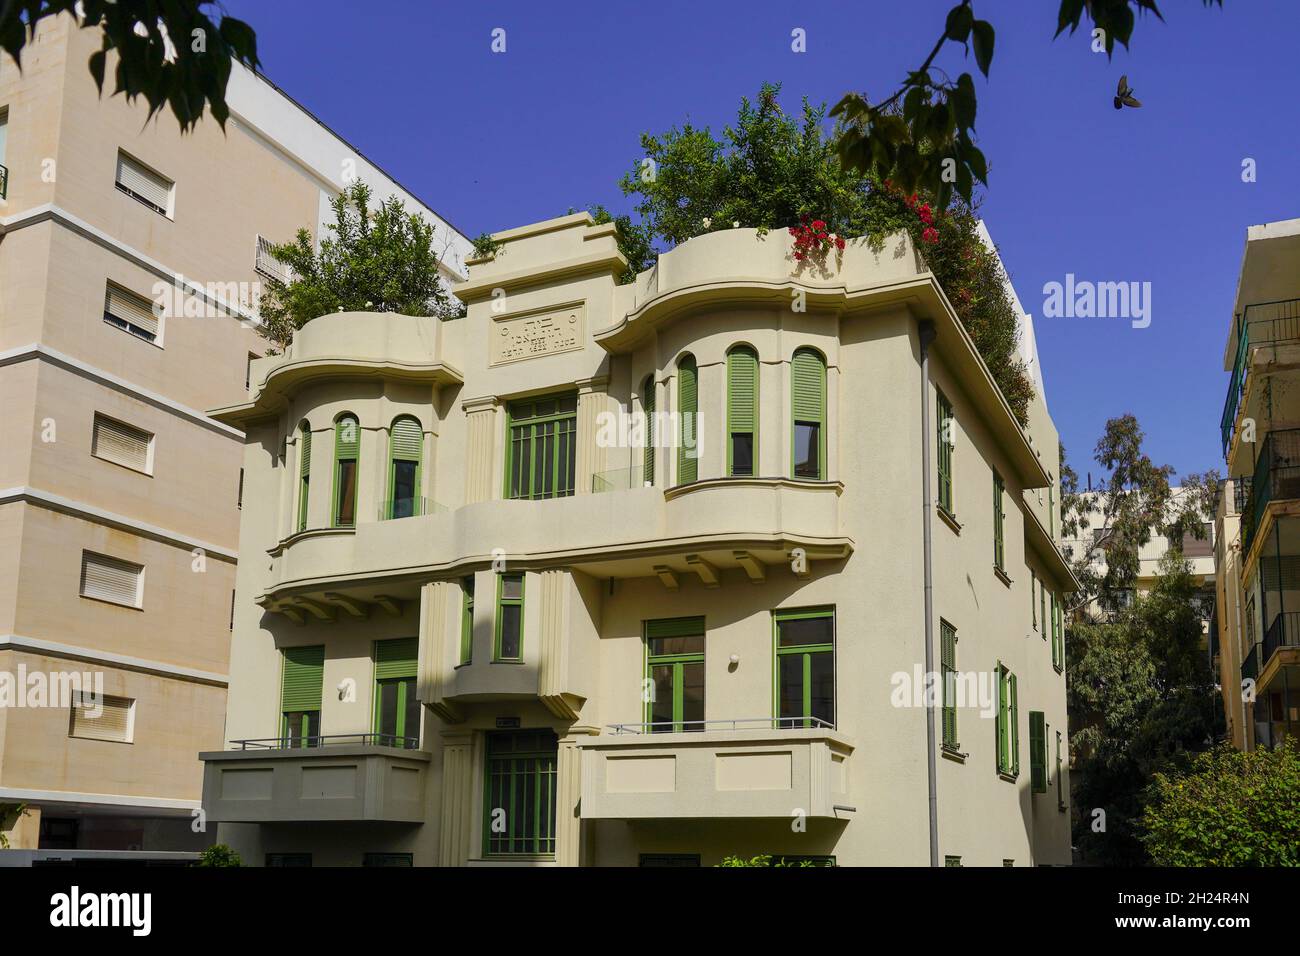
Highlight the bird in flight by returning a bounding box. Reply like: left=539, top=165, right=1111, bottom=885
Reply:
left=1114, top=75, right=1142, bottom=110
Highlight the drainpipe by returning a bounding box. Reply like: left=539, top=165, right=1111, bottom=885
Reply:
left=918, top=318, right=939, bottom=867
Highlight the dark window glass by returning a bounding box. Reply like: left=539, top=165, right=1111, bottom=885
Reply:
left=794, top=422, right=820, bottom=478
left=650, top=664, right=675, bottom=729
left=336, top=459, right=357, bottom=526
left=731, top=433, right=754, bottom=476
left=681, top=661, right=704, bottom=727
left=283, top=710, right=320, bottom=747
left=777, top=616, right=833, bottom=647
left=809, top=652, right=835, bottom=726
left=499, top=605, right=522, bottom=659
left=391, top=460, right=417, bottom=517
left=779, top=654, right=804, bottom=721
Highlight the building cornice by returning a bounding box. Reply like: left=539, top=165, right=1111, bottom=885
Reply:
left=0, top=633, right=229, bottom=686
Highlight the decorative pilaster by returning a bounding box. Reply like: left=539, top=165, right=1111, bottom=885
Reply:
left=575, top=376, right=610, bottom=496
left=417, top=581, right=462, bottom=722
left=555, top=728, right=599, bottom=867
left=463, top=396, right=500, bottom=503
left=537, top=569, right=581, bottom=720
left=438, top=731, right=475, bottom=867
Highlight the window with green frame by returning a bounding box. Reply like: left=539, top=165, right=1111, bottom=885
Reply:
left=483, top=730, right=557, bottom=857
left=774, top=607, right=835, bottom=728
left=992, top=469, right=1005, bottom=570
left=644, top=616, right=705, bottom=732
left=494, top=573, right=524, bottom=661
left=639, top=853, right=700, bottom=867
left=373, top=637, right=419, bottom=748
left=677, top=355, right=698, bottom=484
left=940, top=619, right=958, bottom=750
left=280, top=645, right=323, bottom=747
left=1029, top=710, right=1047, bottom=793
left=1056, top=730, right=1066, bottom=810
left=727, top=345, right=758, bottom=477
left=995, top=663, right=1019, bottom=777
left=1051, top=592, right=1064, bottom=671
left=296, top=421, right=311, bottom=532
left=642, top=375, right=656, bottom=486
left=944, top=855, right=962, bottom=867
left=459, top=575, right=475, bottom=665
left=266, top=853, right=312, bottom=867
left=791, top=347, right=826, bottom=480
left=506, top=394, right=576, bottom=500
left=1040, top=573, right=1047, bottom=638
left=936, top=388, right=954, bottom=514
left=362, top=853, right=412, bottom=867
left=332, top=414, right=359, bottom=527
left=386, top=416, right=423, bottom=518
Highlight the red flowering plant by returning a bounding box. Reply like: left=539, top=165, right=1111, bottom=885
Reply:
left=788, top=214, right=847, bottom=262
left=890, top=180, right=941, bottom=245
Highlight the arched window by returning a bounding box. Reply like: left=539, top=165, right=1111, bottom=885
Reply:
left=726, top=345, right=759, bottom=477
left=333, top=413, right=360, bottom=527
left=642, top=375, right=656, bottom=487
left=790, top=348, right=826, bottom=480
left=296, top=421, right=312, bottom=532
left=387, top=416, right=423, bottom=519
left=676, top=355, right=698, bottom=484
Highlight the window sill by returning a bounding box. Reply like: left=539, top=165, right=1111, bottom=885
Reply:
left=1058, top=802, right=1068, bottom=814
left=941, top=745, right=967, bottom=764
left=993, top=567, right=1013, bottom=588
left=937, top=506, right=962, bottom=535
left=1053, top=664, right=1063, bottom=675
left=490, top=659, right=524, bottom=665
left=998, top=770, right=1019, bottom=783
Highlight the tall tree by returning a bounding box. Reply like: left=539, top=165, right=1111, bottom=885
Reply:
left=1, top=1, right=259, bottom=131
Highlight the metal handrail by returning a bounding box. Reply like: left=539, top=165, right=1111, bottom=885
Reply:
left=1221, top=299, right=1300, bottom=458
left=0, top=163, right=7, bottom=201
left=1263, top=611, right=1300, bottom=669
left=1242, top=644, right=1259, bottom=682
left=606, top=716, right=835, bottom=735
left=230, top=733, right=419, bottom=751
left=1243, top=428, right=1300, bottom=554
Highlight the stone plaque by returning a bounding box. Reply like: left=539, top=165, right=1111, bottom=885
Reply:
left=490, top=303, right=584, bottom=365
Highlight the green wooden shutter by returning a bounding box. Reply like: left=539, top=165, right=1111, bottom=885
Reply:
left=1009, top=673, right=1020, bottom=775
left=677, top=357, right=698, bottom=484
left=940, top=621, right=957, bottom=748
left=374, top=637, right=418, bottom=681
left=996, top=665, right=1008, bottom=773
left=1029, top=710, right=1046, bottom=792
left=645, top=616, right=706, bottom=640
left=993, top=470, right=1005, bottom=569
left=727, top=347, right=758, bottom=475
left=389, top=417, right=422, bottom=461
left=336, top=415, right=360, bottom=458
left=936, top=390, right=953, bottom=513
left=642, top=376, right=656, bottom=486
left=297, top=424, right=312, bottom=532
left=791, top=348, right=826, bottom=479
left=281, top=646, right=324, bottom=711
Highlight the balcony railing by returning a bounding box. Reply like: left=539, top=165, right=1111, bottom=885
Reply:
left=1243, top=428, right=1300, bottom=554
left=230, top=732, right=420, bottom=751
left=1242, top=644, right=1259, bottom=682
left=1221, top=299, right=1300, bottom=458
left=1263, top=611, right=1300, bottom=672
left=606, top=716, right=835, bottom=734
left=377, top=497, right=447, bottom=521
left=0, top=163, right=7, bottom=200
left=591, top=465, right=649, bottom=493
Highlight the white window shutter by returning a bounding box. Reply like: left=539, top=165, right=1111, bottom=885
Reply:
left=115, top=152, right=173, bottom=213
left=69, top=693, right=134, bottom=742
left=79, top=551, right=144, bottom=608
left=92, top=414, right=153, bottom=473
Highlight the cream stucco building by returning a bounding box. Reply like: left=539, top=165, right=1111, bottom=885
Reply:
left=1217, top=217, right=1300, bottom=752
left=0, top=16, right=468, bottom=860
left=203, top=212, right=1075, bottom=867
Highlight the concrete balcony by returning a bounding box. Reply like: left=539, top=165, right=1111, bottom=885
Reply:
left=576, top=720, right=855, bottom=821
left=199, top=735, right=429, bottom=824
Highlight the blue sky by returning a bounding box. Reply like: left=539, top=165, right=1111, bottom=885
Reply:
left=222, top=0, right=1297, bottom=480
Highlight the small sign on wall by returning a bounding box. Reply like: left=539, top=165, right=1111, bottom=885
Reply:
left=490, top=303, right=584, bottom=366
left=495, top=716, right=521, bottom=729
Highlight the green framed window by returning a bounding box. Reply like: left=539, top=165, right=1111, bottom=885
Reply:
left=992, top=469, right=1005, bottom=571
left=937, top=388, right=954, bottom=514
left=677, top=355, right=698, bottom=484
left=1056, top=730, right=1065, bottom=810
left=1003, top=859, right=1015, bottom=867
left=386, top=416, right=423, bottom=518
left=1029, top=710, right=1046, bottom=792
left=483, top=730, right=558, bottom=857
left=494, top=573, right=524, bottom=661
left=791, top=347, right=826, bottom=480
left=1040, top=574, right=1047, bottom=637
left=296, top=421, right=311, bottom=532
left=332, top=414, right=360, bottom=527
left=727, top=345, right=759, bottom=477
left=774, top=607, right=835, bottom=728
left=639, top=854, right=701, bottom=867
left=280, top=645, right=323, bottom=747
left=506, top=394, right=576, bottom=500
left=770, top=855, right=836, bottom=867
left=1049, top=481, right=1056, bottom=538
left=644, top=616, right=705, bottom=732
left=995, top=663, right=1019, bottom=777
left=459, top=575, right=475, bottom=665
left=1051, top=593, right=1064, bottom=671
left=944, top=855, right=962, bottom=868
left=940, top=619, right=958, bottom=749
left=642, top=375, right=656, bottom=486
left=266, top=853, right=312, bottom=867
left=363, top=853, right=412, bottom=867
left=373, top=637, right=419, bottom=748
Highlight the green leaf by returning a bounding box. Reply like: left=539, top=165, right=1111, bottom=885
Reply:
left=971, top=20, right=995, bottom=76
left=945, top=4, right=974, bottom=42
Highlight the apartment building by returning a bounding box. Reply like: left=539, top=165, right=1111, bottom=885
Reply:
left=202, top=211, right=1075, bottom=866
left=0, top=16, right=469, bottom=859
left=1217, top=217, right=1300, bottom=752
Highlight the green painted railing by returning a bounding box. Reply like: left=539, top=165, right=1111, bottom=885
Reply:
left=1221, top=299, right=1300, bottom=459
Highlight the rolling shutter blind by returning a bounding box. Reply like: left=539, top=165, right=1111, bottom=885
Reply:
left=116, top=153, right=172, bottom=211
left=390, top=418, right=422, bottom=461
left=374, top=637, right=418, bottom=680
left=300, top=427, right=312, bottom=476
left=642, top=377, right=656, bottom=485
left=644, top=616, right=705, bottom=640
left=280, top=646, right=324, bottom=711
left=791, top=349, right=825, bottom=423
left=336, top=416, right=360, bottom=458
left=92, top=415, right=152, bottom=472
left=79, top=552, right=142, bottom=607
left=677, top=358, right=698, bottom=484
left=255, top=235, right=292, bottom=284
left=727, top=347, right=758, bottom=432
left=104, top=285, right=160, bottom=338
left=1029, top=711, right=1046, bottom=792
left=70, top=693, right=133, bottom=742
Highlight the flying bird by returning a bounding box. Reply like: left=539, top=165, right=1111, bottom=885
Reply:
left=1114, top=75, right=1141, bottom=110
